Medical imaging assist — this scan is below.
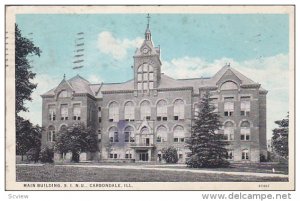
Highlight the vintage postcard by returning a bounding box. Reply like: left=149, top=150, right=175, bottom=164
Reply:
left=5, top=5, right=295, bottom=190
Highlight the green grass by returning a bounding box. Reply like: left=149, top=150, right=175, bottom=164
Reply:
left=16, top=165, right=288, bottom=182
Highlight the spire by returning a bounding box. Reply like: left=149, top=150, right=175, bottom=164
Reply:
left=63, top=74, right=66, bottom=80
left=145, top=13, right=151, bottom=41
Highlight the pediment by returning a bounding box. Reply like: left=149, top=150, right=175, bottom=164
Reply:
left=216, top=68, right=241, bottom=86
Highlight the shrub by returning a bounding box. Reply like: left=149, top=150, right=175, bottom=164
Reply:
left=162, top=147, right=178, bottom=164
left=40, top=146, right=54, bottom=163
left=26, top=148, right=40, bottom=162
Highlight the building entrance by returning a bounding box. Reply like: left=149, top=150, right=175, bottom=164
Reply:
left=139, top=152, right=149, bottom=161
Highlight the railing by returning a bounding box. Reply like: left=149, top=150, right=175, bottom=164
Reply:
left=130, top=142, right=154, bottom=147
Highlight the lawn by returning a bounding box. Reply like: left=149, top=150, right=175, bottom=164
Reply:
left=16, top=164, right=288, bottom=182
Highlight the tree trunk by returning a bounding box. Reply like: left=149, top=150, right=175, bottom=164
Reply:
left=71, top=151, right=80, bottom=163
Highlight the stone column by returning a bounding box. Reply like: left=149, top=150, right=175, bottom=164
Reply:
left=148, top=149, right=151, bottom=162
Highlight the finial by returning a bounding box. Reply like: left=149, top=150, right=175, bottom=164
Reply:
left=63, top=74, right=66, bottom=79
left=228, top=62, right=231, bottom=67
left=146, top=13, right=150, bottom=29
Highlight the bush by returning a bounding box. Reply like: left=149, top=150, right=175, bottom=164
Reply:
left=186, top=155, right=230, bottom=168
left=26, top=148, right=40, bottom=162
left=40, top=146, right=54, bottom=163
left=260, top=154, right=268, bottom=162
left=162, top=147, right=178, bottom=164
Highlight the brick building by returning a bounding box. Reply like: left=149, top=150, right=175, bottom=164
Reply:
left=41, top=19, right=267, bottom=163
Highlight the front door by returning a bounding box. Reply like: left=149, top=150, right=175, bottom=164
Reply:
left=139, top=152, right=149, bottom=161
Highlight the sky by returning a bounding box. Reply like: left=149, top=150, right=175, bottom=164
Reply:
left=16, top=14, right=290, bottom=140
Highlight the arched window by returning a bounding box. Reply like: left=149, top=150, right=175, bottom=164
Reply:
left=224, top=121, right=234, bottom=141
left=124, top=126, right=134, bottom=143
left=242, top=149, right=249, bottom=160
left=124, top=101, right=134, bottom=121
left=58, top=90, right=69, bottom=98
left=240, top=121, right=250, bottom=141
left=140, top=100, right=151, bottom=120
left=157, top=125, right=167, bottom=143
left=109, top=127, right=118, bottom=143
left=141, top=126, right=149, bottom=135
left=174, top=125, right=185, bottom=143
left=157, top=100, right=167, bottom=121
left=220, top=81, right=238, bottom=90
left=47, top=126, right=55, bottom=142
left=59, top=125, right=67, bottom=131
left=174, top=99, right=184, bottom=120
left=224, top=102, right=234, bottom=116
left=108, top=102, right=119, bottom=122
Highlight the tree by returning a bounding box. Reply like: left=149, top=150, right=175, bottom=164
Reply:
left=15, top=24, right=42, bottom=160
left=54, top=123, right=98, bottom=162
left=272, top=113, right=289, bottom=159
left=162, top=147, right=178, bottom=164
left=186, top=91, right=229, bottom=168
left=16, top=116, right=42, bottom=161
left=15, top=24, right=41, bottom=114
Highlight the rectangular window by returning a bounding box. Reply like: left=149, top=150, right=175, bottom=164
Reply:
left=227, top=150, right=234, bottom=160
left=114, top=154, right=117, bottom=159
left=137, top=82, right=142, bottom=90
left=60, top=104, right=68, bottom=120
left=180, top=138, right=185, bottom=143
left=73, top=104, right=81, bottom=121
left=224, top=102, right=234, bottom=116
left=125, top=154, right=129, bottom=159
left=162, top=117, right=167, bottom=121
left=241, top=128, right=250, bottom=141
left=99, top=117, right=102, bottom=123
left=149, top=81, right=154, bottom=89
left=143, top=73, right=148, bottom=80
left=174, top=138, right=179, bottom=142
left=146, top=116, right=151, bottom=120
left=143, top=82, right=148, bottom=90
left=48, top=105, right=56, bottom=121
left=157, top=116, right=162, bottom=121
left=109, top=137, right=113, bottom=143
left=174, top=116, right=179, bottom=121
left=149, top=73, right=154, bottom=80
left=241, top=101, right=250, bottom=116
left=138, top=74, right=142, bottom=81
left=157, top=136, right=161, bottom=143
left=110, top=154, right=113, bottom=158
left=179, top=154, right=183, bottom=159
left=98, top=130, right=101, bottom=142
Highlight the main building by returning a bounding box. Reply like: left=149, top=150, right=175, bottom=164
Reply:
left=41, top=18, right=267, bottom=163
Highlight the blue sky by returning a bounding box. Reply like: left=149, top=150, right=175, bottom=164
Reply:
left=17, top=14, right=289, bottom=139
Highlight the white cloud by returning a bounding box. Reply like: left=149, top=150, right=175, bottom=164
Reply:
left=162, top=53, right=289, bottom=139
left=88, top=74, right=102, bottom=84
left=97, top=31, right=143, bottom=60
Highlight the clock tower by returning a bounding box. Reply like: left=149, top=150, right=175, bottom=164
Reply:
left=133, top=14, right=162, bottom=92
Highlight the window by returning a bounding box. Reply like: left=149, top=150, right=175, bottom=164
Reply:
left=73, top=104, right=81, bottom=120
left=108, top=102, right=119, bottom=122
left=240, top=121, right=250, bottom=141
left=193, top=103, right=200, bottom=119
left=221, top=81, right=238, bottom=90
left=242, top=149, right=249, bottom=160
left=109, top=127, right=118, bottom=143
left=140, top=100, right=151, bottom=120
left=47, top=126, right=55, bottom=142
left=48, top=105, right=56, bottom=121
left=124, top=101, right=135, bottom=121
left=174, top=125, right=185, bottom=143
left=124, top=126, right=134, bottom=143
left=224, top=102, right=234, bottom=116
left=125, top=150, right=132, bottom=159
left=98, top=107, right=102, bottom=118
left=58, top=90, right=68, bottom=98
left=157, top=125, right=167, bottom=143
left=137, top=63, right=154, bottom=91
left=157, top=100, right=167, bottom=121
left=224, top=121, right=234, bottom=141
left=241, top=101, right=250, bottom=116
left=98, top=130, right=101, bottom=142
left=137, top=83, right=142, bottom=90
left=227, top=150, right=234, bottom=160
left=174, top=99, right=184, bottom=120
left=60, top=104, right=68, bottom=120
